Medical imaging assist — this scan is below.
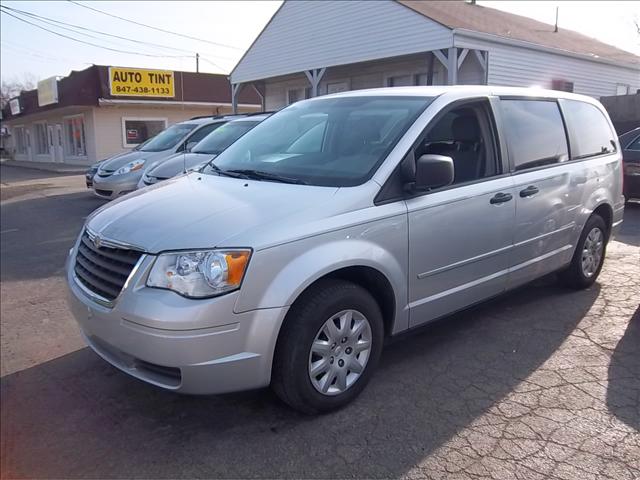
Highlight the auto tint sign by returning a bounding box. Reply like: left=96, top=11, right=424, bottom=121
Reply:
left=109, top=67, right=175, bottom=98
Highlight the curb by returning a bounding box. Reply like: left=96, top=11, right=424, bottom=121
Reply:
left=0, top=159, right=86, bottom=175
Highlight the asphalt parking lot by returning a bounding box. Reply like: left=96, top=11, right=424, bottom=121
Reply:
left=1, top=164, right=638, bottom=480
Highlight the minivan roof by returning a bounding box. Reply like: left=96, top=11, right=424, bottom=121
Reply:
left=181, top=115, right=241, bottom=125
left=318, top=85, right=601, bottom=104
left=229, top=113, right=272, bottom=122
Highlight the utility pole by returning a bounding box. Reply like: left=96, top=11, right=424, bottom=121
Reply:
left=196, top=53, right=200, bottom=73
left=554, top=7, right=559, bottom=33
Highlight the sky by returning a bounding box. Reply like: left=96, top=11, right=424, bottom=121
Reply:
left=0, top=0, right=638, bottom=85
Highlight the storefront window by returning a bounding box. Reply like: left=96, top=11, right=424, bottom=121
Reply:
left=64, top=115, right=86, bottom=157
left=35, top=123, right=49, bottom=155
left=122, top=118, right=167, bottom=147
left=13, top=126, right=27, bottom=154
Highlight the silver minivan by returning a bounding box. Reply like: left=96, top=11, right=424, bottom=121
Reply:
left=66, top=87, right=624, bottom=413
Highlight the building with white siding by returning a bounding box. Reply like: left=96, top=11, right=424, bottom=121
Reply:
left=229, top=0, right=639, bottom=112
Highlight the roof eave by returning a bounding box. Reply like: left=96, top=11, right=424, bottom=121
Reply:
left=453, top=28, right=640, bottom=71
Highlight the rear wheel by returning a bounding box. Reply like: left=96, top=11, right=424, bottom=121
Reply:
left=271, top=279, right=384, bottom=414
left=559, top=215, right=607, bottom=289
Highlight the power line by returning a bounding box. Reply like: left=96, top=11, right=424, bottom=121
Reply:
left=198, top=55, right=227, bottom=73
left=1, top=6, right=234, bottom=74
left=0, top=9, right=191, bottom=59
left=1, top=40, right=85, bottom=64
left=2, top=4, right=203, bottom=57
left=1, top=44, right=75, bottom=66
left=67, top=0, right=244, bottom=51
left=1, top=6, right=169, bottom=56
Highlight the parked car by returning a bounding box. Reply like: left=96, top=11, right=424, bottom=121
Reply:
left=92, top=115, right=243, bottom=199
left=138, top=114, right=270, bottom=188
left=85, top=162, right=101, bottom=189
left=66, top=86, right=624, bottom=414
left=619, top=127, right=640, bottom=201
left=85, top=139, right=153, bottom=189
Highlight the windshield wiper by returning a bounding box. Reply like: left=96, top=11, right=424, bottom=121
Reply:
left=204, top=163, right=248, bottom=178
left=225, top=169, right=307, bottom=185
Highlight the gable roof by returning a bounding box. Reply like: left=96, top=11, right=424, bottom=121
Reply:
left=399, top=1, right=639, bottom=65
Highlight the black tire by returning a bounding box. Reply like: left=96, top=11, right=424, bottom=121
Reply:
left=271, top=279, right=384, bottom=414
left=559, top=214, right=608, bottom=289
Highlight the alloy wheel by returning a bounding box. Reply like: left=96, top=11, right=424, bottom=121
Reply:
left=308, top=309, right=372, bottom=396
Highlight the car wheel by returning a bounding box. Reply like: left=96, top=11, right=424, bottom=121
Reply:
left=271, top=279, right=384, bottom=414
left=559, top=214, right=608, bottom=289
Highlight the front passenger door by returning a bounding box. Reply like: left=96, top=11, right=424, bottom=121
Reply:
left=407, top=99, right=516, bottom=328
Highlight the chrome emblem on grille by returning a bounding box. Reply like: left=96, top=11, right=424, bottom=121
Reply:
left=93, top=235, right=102, bottom=248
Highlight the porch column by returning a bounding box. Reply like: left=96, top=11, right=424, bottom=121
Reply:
left=251, top=82, right=266, bottom=111
left=473, top=50, right=489, bottom=85
left=231, top=82, right=244, bottom=113
left=427, top=52, right=435, bottom=85
left=447, top=47, right=458, bottom=85
left=432, top=49, right=452, bottom=85
left=304, top=68, right=327, bottom=97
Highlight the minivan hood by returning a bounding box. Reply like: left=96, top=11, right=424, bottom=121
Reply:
left=147, top=152, right=214, bottom=179
left=86, top=173, right=341, bottom=252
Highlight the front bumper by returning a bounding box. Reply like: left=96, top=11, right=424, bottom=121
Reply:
left=65, top=247, right=288, bottom=394
left=137, top=173, right=163, bottom=189
left=92, top=173, right=141, bottom=199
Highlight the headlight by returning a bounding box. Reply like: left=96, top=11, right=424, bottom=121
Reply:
left=114, top=159, right=145, bottom=175
left=147, top=249, right=251, bottom=298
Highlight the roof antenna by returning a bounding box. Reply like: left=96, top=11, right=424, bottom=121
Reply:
left=554, top=6, right=559, bottom=33
left=180, top=70, right=187, bottom=175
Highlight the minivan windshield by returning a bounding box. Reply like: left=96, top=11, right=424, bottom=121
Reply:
left=206, top=96, right=433, bottom=186
left=140, top=123, right=197, bottom=152
left=192, top=121, right=261, bottom=155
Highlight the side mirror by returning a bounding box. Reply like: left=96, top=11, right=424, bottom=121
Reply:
left=186, top=141, right=198, bottom=152
left=414, top=154, right=454, bottom=190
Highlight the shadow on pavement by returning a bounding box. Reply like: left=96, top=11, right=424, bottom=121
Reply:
left=1, top=191, right=104, bottom=282
left=1, top=278, right=601, bottom=479
left=607, top=306, right=640, bottom=431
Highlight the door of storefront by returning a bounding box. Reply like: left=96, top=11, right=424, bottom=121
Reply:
left=47, top=125, right=64, bottom=162
left=25, top=129, right=33, bottom=161
left=55, top=124, right=64, bottom=162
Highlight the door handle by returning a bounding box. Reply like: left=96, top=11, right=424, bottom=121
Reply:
left=519, top=185, right=539, bottom=198
left=490, top=192, right=513, bottom=204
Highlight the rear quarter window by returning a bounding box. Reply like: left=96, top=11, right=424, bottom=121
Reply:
left=500, top=99, right=569, bottom=171
left=560, top=100, right=616, bottom=159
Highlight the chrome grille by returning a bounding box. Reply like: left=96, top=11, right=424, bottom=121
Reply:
left=74, top=231, right=142, bottom=302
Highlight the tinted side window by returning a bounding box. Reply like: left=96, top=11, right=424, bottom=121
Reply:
left=187, top=123, right=223, bottom=144
left=561, top=100, right=615, bottom=159
left=628, top=136, right=640, bottom=152
left=500, top=100, right=568, bottom=171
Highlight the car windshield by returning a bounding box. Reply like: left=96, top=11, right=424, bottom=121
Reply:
left=140, top=123, right=197, bottom=152
left=192, top=121, right=261, bottom=155
left=206, top=96, right=433, bottom=186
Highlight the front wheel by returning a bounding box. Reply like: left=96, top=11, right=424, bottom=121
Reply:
left=271, top=279, right=384, bottom=414
left=559, top=215, right=608, bottom=289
